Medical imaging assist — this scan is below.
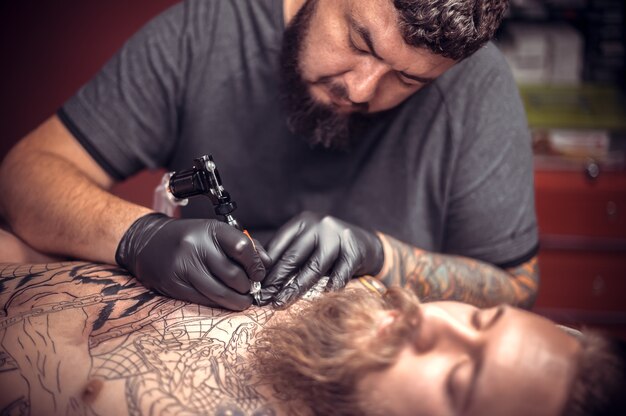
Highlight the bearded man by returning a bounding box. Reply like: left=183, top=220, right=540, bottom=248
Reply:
left=1, top=262, right=624, bottom=415
left=0, top=0, right=538, bottom=311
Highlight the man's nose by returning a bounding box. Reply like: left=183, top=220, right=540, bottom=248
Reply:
left=414, top=307, right=482, bottom=352
left=344, top=58, right=389, bottom=104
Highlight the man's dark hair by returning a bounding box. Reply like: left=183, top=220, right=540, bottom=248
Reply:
left=563, top=330, right=626, bottom=416
left=392, top=0, right=509, bottom=60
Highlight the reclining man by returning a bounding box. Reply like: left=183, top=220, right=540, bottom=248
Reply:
left=0, top=0, right=539, bottom=311
left=1, top=262, right=624, bottom=415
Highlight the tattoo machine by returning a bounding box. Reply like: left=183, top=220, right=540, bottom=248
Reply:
left=156, top=154, right=262, bottom=304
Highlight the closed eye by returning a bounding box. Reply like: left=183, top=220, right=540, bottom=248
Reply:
left=348, top=32, right=369, bottom=55
left=471, top=306, right=504, bottom=331
left=447, top=359, right=475, bottom=413
left=396, top=72, right=422, bottom=87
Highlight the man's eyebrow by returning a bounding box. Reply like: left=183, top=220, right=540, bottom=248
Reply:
left=348, top=15, right=436, bottom=84
left=349, top=15, right=383, bottom=60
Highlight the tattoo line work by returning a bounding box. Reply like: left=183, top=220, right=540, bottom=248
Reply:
left=0, top=262, right=279, bottom=415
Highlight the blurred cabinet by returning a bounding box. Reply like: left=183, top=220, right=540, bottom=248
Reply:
left=520, top=81, right=626, bottom=341
left=535, top=169, right=626, bottom=239
left=520, top=84, right=626, bottom=327
left=533, top=167, right=626, bottom=335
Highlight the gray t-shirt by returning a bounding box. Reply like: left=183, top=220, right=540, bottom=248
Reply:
left=59, top=0, right=538, bottom=267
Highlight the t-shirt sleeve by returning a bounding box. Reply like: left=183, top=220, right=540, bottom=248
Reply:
left=58, top=1, right=209, bottom=180
left=443, top=54, right=539, bottom=268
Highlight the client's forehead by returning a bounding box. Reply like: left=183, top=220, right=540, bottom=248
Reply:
left=462, top=307, right=581, bottom=416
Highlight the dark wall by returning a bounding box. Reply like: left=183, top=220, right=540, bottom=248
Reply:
left=0, top=0, right=180, bottom=205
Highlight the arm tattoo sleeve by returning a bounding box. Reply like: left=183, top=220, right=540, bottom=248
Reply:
left=373, top=233, right=539, bottom=309
left=0, top=262, right=279, bottom=416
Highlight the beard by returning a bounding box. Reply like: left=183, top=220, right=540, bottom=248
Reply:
left=252, top=286, right=422, bottom=414
left=280, top=0, right=367, bottom=150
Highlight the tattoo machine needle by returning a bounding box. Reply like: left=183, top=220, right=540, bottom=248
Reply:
left=161, top=155, right=262, bottom=304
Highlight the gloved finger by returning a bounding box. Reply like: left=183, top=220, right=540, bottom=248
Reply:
left=264, top=229, right=317, bottom=291
left=214, top=224, right=266, bottom=282
left=159, top=278, right=222, bottom=308
left=184, top=269, right=253, bottom=311
left=206, top=256, right=252, bottom=294
left=272, top=279, right=302, bottom=310
left=272, top=272, right=316, bottom=309
left=327, top=254, right=356, bottom=291
left=256, top=285, right=277, bottom=306
left=272, top=241, right=339, bottom=305
left=252, top=238, right=273, bottom=269
left=272, top=275, right=332, bottom=309
left=266, top=216, right=307, bottom=264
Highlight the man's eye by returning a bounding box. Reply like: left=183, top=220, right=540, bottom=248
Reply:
left=448, top=359, right=473, bottom=412
left=396, top=73, right=420, bottom=87
left=348, top=35, right=368, bottom=55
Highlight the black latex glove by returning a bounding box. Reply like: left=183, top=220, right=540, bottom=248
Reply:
left=116, top=213, right=271, bottom=311
left=259, top=211, right=384, bottom=308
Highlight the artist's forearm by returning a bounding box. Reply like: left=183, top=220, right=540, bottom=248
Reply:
left=0, top=148, right=150, bottom=264
left=374, top=233, right=538, bottom=309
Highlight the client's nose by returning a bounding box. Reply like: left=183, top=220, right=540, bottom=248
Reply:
left=412, top=306, right=482, bottom=353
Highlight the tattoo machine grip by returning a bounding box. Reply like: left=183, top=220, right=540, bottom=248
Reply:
left=165, top=154, right=262, bottom=304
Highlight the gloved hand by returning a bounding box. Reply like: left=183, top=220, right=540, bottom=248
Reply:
left=258, top=211, right=384, bottom=308
left=115, top=213, right=271, bottom=311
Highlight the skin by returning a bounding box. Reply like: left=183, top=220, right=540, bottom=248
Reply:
left=359, top=303, right=581, bottom=416
left=376, top=233, right=540, bottom=309
left=0, top=227, right=62, bottom=264
left=0, top=262, right=281, bottom=415
left=0, top=116, right=152, bottom=264
left=0, top=0, right=538, bottom=309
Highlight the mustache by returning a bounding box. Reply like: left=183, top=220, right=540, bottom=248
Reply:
left=278, top=0, right=366, bottom=150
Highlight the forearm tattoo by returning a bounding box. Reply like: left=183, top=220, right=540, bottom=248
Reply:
left=0, top=262, right=278, bottom=415
left=374, top=233, right=539, bottom=308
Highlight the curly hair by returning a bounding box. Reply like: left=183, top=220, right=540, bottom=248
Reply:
left=252, top=286, right=422, bottom=416
left=562, top=329, right=626, bottom=416
left=392, top=0, right=509, bottom=60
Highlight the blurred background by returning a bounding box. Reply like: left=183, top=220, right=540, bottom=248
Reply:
left=496, top=0, right=626, bottom=339
left=1, top=0, right=625, bottom=337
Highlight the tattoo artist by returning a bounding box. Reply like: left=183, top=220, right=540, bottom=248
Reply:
left=0, top=0, right=539, bottom=310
